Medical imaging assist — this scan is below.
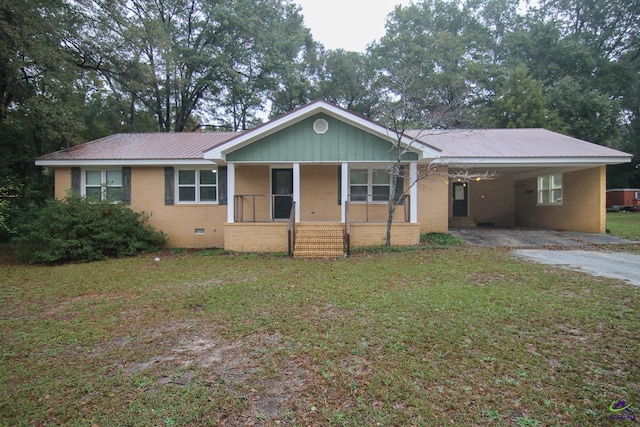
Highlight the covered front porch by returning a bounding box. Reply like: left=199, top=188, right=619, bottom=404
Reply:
left=222, top=163, right=421, bottom=255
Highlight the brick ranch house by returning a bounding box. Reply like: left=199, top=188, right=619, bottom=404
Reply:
left=36, top=100, right=632, bottom=256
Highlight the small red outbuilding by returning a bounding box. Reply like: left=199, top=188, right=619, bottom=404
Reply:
left=606, top=189, right=640, bottom=211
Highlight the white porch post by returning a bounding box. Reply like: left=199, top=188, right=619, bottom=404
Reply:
left=293, top=162, right=301, bottom=223
left=226, top=163, right=235, bottom=223
left=341, top=162, right=349, bottom=223
left=410, top=162, right=418, bottom=223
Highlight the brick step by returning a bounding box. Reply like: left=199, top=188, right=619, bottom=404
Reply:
left=294, top=223, right=345, bottom=258
left=294, top=250, right=344, bottom=258
left=295, top=245, right=344, bottom=251
left=297, top=226, right=343, bottom=230
left=296, top=229, right=344, bottom=234
left=296, top=239, right=344, bottom=246
left=295, top=235, right=343, bottom=241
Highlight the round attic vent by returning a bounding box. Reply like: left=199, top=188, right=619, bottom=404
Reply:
left=313, top=119, right=329, bottom=134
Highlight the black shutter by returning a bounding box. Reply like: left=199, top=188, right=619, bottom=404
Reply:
left=218, top=166, right=227, bottom=205
left=337, top=166, right=342, bottom=205
left=164, top=167, right=174, bottom=205
left=395, top=165, right=405, bottom=205
left=121, top=167, right=131, bottom=205
left=71, top=167, right=81, bottom=194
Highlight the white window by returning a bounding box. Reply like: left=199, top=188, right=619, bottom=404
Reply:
left=177, top=169, right=217, bottom=203
left=84, top=169, right=122, bottom=201
left=350, top=168, right=391, bottom=203
left=538, top=173, right=562, bottom=205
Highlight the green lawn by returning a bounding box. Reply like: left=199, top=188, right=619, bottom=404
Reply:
left=607, top=212, right=640, bottom=241
left=1, top=246, right=639, bottom=426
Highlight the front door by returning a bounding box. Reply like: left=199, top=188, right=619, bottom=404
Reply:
left=272, top=169, right=293, bottom=219
left=452, top=182, right=468, bottom=217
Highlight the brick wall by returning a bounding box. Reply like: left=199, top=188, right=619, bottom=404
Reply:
left=224, top=222, right=289, bottom=252
left=349, top=223, right=420, bottom=246
left=54, top=166, right=227, bottom=248
left=300, top=165, right=341, bottom=221
left=515, top=166, right=605, bottom=232
left=130, top=167, right=227, bottom=248
left=467, top=175, right=516, bottom=227
left=417, top=166, right=449, bottom=233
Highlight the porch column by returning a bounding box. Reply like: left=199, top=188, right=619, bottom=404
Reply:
left=410, top=162, right=418, bottom=223
left=226, top=163, right=235, bottom=223
left=341, top=162, right=349, bottom=223
left=293, top=162, right=301, bottom=223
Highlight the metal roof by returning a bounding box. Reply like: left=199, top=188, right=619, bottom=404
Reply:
left=409, top=128, right=630, bottom=159
left=37, top=132, right=238, bottom=162
left=36, top=125, right=631, bottom=167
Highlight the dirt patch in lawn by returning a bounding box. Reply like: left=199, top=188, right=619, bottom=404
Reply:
left=108, top=320, right=319, bottom=425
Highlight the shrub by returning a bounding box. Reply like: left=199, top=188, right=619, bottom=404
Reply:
left=419, top=232, right=465, bottom=247
left=16, top=194, right=167, bottom=263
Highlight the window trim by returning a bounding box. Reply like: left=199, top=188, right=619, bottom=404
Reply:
left=83, top=168, right=123, bottom=202
left=537, top=173, right=563, bottom=206
left=175, top=168, right=219, bottom=204
left=349, top=167, right=392, bottom=204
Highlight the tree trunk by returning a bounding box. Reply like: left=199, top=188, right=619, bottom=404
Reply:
left=385, top=163, right=400, bottom=246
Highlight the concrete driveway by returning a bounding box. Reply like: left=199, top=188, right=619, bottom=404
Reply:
left=512, top=249, right=640, bottom=287
left=449, top=228, right=640, bottom=287
left=450, top=228, right=636, bottom=247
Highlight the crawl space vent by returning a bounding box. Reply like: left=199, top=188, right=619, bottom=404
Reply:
left=313, top=119, right=329, bottom=135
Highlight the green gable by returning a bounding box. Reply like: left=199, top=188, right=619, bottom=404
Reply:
left=226, top=114, right=420, bottom=162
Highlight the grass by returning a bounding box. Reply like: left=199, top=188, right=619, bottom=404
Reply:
left=1, top=244, right=639, bottom=426
left=607, top=212, right=640, bottom=241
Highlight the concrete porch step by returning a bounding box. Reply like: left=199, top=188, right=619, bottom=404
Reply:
left=294, top=223, right=344, bottom=258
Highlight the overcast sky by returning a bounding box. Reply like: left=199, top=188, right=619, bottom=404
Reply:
left=294, top=0, right=412, bottom=52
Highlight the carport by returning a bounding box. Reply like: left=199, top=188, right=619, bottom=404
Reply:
left=447, top=164, right=607, bottom=232
left=416, top=128, right=633, bottom=234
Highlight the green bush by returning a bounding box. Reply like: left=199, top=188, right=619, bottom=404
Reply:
left=16, top=194, right=167, bottom=263
left=419, top=232, right=465, bottom=247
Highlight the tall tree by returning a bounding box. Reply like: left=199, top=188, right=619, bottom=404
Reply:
left=216, top=0, right=313, bottom=130
left=71, top=0, right=234, bottom=132
left=0, top=0, right=86, bottom=205
left=71, top=0, right=315, bottom=132
left=482, top=66, right=566, bottom=130
left=316, top=49, right=378, bottom=117
left=369, top=0, right=488, bottom=125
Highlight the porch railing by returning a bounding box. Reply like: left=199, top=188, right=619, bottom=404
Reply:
left=347, top=194, right=411, bottom=223
left=234, top=194, right=293, bottom=222
left=233, top=193, right=411, bottom=223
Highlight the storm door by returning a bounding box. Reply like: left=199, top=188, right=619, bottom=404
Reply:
left=272, top=169, right=293, bottom=219
left=452, top=182, right=469, bottom=217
